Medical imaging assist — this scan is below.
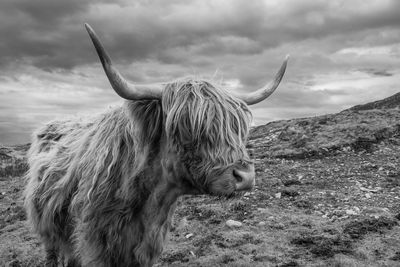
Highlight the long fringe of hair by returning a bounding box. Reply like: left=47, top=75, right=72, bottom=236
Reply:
left=162, top=77, right=252, bottom=177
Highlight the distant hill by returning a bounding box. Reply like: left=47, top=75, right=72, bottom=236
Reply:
left=248, top=91, right=400, bottom=159
left=0, top=144, right=29, bottom=177
left=345, top=91, right=400, bottom=111
left=249, top=109, right=400, bottom=159
left=0, top=144, right=29, bottom=161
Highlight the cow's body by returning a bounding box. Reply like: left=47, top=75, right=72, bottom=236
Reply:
left=25, top=103, right=172, bottom=266
left=24, top=24, right=288, bottom=267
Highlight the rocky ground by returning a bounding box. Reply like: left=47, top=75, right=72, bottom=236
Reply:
left=1, top=107, right=400, bottom=266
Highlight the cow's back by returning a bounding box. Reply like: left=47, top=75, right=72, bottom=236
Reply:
left=24, top=117, right=95, bottom=249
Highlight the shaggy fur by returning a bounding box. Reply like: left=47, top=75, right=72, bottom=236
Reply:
left=24, top=78, right=253, bottom=266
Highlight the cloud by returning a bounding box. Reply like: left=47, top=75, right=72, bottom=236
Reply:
left=2, top=0, right=399, bottom=71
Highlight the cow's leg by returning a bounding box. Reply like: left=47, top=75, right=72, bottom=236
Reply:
left=44, top=246, right=58, bottom=267
left=66, top=257, right=81, bottom=267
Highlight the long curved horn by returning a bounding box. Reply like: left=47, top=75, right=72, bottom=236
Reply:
left=85, top=23, right=163, bottom=100
left=234, top=55, right=289, bottom=105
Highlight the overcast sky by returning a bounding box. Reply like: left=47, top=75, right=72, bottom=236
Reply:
left=1, top=0, right=399, bottom=144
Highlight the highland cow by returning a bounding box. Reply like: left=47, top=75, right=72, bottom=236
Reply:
left=24, top=24, right=288, bottom=267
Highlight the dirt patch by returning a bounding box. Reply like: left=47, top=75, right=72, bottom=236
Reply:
left=229, top=201, right=255, bottom=221
left=280, top=188, right=300, bottom=198
left=278, top=261, right=300, bottom=267
left=291, top=231, right=353, bottom=258
left=293, top=199, right=314, bottom=209
left=0, top=205, right=26, bottom=231
left=343, top=217, right=398, bottom=240
left=160, top=250, right=191, bottom=264
left=390, top=251, right=400, bottom=261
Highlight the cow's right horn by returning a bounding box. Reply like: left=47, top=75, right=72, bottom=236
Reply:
left=233, top=56, right=289, bottom=105
left=85, top=23, right=163, bottom=100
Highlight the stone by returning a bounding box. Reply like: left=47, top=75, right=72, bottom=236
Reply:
left=177, top=217, right=188, bottom=229
left=345, top=209, right=358, bottom=215
left=226, top=219, right=242, bottom=228
left=185, top=233, right=194, bottom=239
left=363, top=207, right=391, bottom=218
left=257, top=208, right=268, bottom=213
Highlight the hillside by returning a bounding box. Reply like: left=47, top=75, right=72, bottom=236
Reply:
left=249, top=109, right=400, bottom=159
left=1, top=99, right=400, bottom=266
left=345, top=91, right=400, bottom=111
left=0, top=144, right=29, bottom=178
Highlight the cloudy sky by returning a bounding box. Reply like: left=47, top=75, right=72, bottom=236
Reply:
left=1, top=0, right=400, bottom=144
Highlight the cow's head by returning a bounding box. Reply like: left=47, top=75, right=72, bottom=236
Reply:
left=85, top=24, right=288, bottom=197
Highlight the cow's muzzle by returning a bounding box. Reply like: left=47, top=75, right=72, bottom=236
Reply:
left=232, top=163, right=255, bottom=191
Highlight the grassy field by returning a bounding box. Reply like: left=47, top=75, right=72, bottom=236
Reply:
left=1, top=109, right=400, bottom=266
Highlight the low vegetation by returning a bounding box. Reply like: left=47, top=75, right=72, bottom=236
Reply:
left=1, top=100, right=400, bottom=266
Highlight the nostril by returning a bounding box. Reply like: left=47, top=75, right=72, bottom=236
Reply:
left=232, top=169, right=243, bottom=183
left=248, top=149, right=254, bottom=157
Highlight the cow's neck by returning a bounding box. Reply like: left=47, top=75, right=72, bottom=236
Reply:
left=135, top=178, right=182, bottom=266
left=130, top=140, right=188, bottom=265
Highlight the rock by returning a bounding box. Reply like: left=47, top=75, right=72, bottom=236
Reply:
left=226, top=219, right=242, bottom=228
left=345, top=207, right=361, bottom=216
left=177, top=217, right=188, bottom=229
left=185, top=233, right=194, bottom=239
left=258, top=221, right=266, bottom=226
left=257, top=208, right=269, bottom=213
left=346, top=209, right=358, bottom=215
left=275, top=192, right=282, bottom=199
left=363, top=207, right=391, bottom=218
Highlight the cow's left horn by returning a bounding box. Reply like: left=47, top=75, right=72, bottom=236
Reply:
left=234, top=55, right=289, bottom=105
left=85, top=23, right=163, bottom=100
